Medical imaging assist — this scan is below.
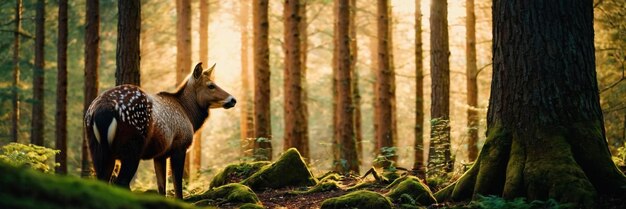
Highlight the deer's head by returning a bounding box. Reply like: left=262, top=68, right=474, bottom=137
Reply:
left=190, top=62, right=236, bottom=109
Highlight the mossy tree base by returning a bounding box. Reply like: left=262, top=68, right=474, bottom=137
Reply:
left=434, top=123, right=626, bottom=208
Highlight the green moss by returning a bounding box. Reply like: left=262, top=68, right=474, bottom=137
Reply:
left=241, top=148, right=317, bottom=190
left=318, top=172, right=342, bottom=182
left=209, top=161, right=270, bottom=189
left=0, top=162, right=195, bottom=209
left=346, top=181, right=375, bottom=191
left=386, top=176, right=436, bottom=206
left=320, top=190, right=393, bottom=209
left=185, top=183, right=260, bottom=206
left=289, top=180, right=341, bottom=195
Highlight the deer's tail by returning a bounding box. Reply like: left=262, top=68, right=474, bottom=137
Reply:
left=85, top=105, right=117, bottom=181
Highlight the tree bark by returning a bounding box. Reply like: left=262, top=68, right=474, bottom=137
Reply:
left=350, top=0, right=362, bottom=166
left=375, top=0, right=396, bottom=158
left=333, top=0, right=359, bottom=173
left=11, top=0, right=22, bottom=143
left=299, top=0, right=310, bottom=162
left=56, top=0, right=68, bottom=175
left=434, top=0, right=626, bottom=207
left=193, top=0, right=209, bottom=179
left=413, top=0, right=425, bottom=177
left=31, top=0, right=46, bottom=146
left=116, top=0, right=141, bottom=86
left=283, top=0, right=309, bottom=160
left=253, top=0, right=272, bottom=161
left=176, top=0, right=192, bottom=180
left=83, top=0, right=100, bottom=177
left=428, top=0, right=452, bottom=173
left=239, top=0, right=255, bottom=157
left=465, top=0, right=479, bottom=162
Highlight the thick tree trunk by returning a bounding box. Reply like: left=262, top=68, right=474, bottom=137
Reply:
left=465, top=0, right=479, bottom=162
left=375, top=0, right=396, bottom=158
left=11, top=0, right=22, bottom=143
left=32, top=0, right=46, bottom=146
left=283, top=0, right=309, bottom=160
left=56, top=0, right=68, bottom=175
left=349, top=0, right=362, bottom=165
left=83, top=0, right=100, bottom=177
left=428, top=0, right=452, bottom=173
left=434, top=0, right=626, bottom=207
left=413, top=0, right=425, bottom=177
left=116, top=0, right=141, bottom=85
left=239, top=0, right=255, bottom=156
left=334, top=0, right=359, bottom=173
left=176, top=0, right=192, bottom=180
left=253, top=0, right=272, bottom=161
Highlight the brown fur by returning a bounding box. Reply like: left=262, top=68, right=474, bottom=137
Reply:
left=84, top=63, right=235, bottom=198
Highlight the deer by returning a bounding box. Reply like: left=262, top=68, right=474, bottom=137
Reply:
left=84, top=63, right=236, bottom=199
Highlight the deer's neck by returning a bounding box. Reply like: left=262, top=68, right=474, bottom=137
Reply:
left=176, top=87, right=209, bottom=131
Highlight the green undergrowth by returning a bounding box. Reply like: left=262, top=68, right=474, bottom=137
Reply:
left=0, top=162, right=196, bottom=209
left=0, top=142, right=59, bottom=173
left=446, top=195, right=574, bottom=209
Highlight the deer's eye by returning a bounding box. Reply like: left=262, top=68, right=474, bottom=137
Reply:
left=208, top=84, right=216, bottom=89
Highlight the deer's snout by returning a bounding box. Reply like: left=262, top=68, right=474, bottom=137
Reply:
left=223, top=96, right=236, bottom=109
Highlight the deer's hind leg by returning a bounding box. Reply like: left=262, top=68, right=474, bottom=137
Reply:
left=114, top=156, right=141, bottom=189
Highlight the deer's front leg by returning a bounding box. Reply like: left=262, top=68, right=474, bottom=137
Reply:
left=170, top=149, right=187, bottom=199
left=154, top=156, right=167, bottom=196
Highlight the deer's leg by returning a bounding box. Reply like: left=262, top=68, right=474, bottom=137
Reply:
left=170, top=149, right=187, bottom=199
left=154, top=156, right=167, bottom=196
left=94, top=155, right=116, bottom=183
left=114, top=157, right=140, bottom=189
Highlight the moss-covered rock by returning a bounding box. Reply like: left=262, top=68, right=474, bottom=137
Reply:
left=320, top=190, right=393, bottom=209
left=241, top=148, right=317, bottom=190
left=185, top=183, right=260, bottom=206
left=385, top=176, right=436, bottom=206
left=0, top=162, right=195, bottom=209
left=238, top=202, right=265, bottom=209
left=209, top=161, right=270, bottom=189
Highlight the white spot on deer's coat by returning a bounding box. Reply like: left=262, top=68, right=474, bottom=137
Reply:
left=93, top=121, right=101, bottom=144
left=107, top=118, right=117, bottom=146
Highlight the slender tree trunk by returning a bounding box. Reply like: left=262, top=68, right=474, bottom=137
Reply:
left=466, top=0, right=479, bottom=162
left=239, top=0, right=255, bottom=157
left=176, top=0, right=192, bottom=180
left=116, top=0, right=141, bottom=85
left=83, top=0, right=100, bottom=177
left=31, top=0, right=46, bottom=146
left=375, top=0, right=396, bottom=158
left=193, top=0, right=209, bottom=179
left=428, top=0, right=452, bottom=173
left=56, top=0, right=68, bottom=175
left=413, top=0, right=425, bottom=177
left=435, top=1, right=626, bottom=207
left=253, top=0, right=272, bottom=161
left=332, top=0, right=339, bottom=166
left=299, top=0, right=310, bottom=162
left=11, top=0, right=22, bottom=143
left=283, top=0, right=308, bottom=160
left=349, top=0, right=362, bottom=166
left=334, top=0, right=359, bottom=173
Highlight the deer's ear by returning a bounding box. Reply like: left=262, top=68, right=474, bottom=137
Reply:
left=193, top=62, right=203, bottom=79
left=203, top=63, right=216, bottom=78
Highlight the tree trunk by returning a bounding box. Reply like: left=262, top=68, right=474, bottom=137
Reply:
left=299, top=0, right=310, bottom=162
left=83, top=0, right=100, bottom=178
left=434, top=1, right=626, bottom=207
left=283, top=0, right=309, bottom=160
left=413, top=0, right=425, bottom=177
left=239, top=0, right=255, bottom=157
left=176, top=0, right=192, bottom=180
left=193, top=0, right=209, bottom=179
left=332, top=0, right=339, bottom=167
left=350, top=0, right=362, bottom=166
left=116, top=0, right=141, bottom=86
left=31, top=0, right=46, bottom=146
left=375, top=0, right=396, bottom=158
left=253, top=0, right=272, bottom=161
left=11, top=0, right=22, bottom=143
left=428, top=0, right=452, bottom=173
left=56, top=0, right=68, bottom=175
left=465, top=0, right=479, bottom=162
left=333, top=0, right=359, bottom=173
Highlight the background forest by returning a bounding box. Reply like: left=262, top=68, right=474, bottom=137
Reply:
left=0, top=0, right=625, bottom=202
